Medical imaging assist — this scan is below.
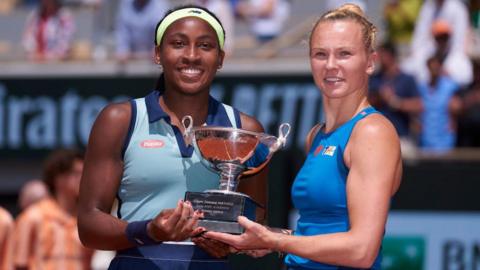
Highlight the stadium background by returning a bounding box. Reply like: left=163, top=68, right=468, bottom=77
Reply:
left=0, top=0, right=479, bottom=269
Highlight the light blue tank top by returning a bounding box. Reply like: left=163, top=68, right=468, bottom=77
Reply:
left=286, top=107, right=382, bottom=270
left=118, top=90, right=241, bottom=222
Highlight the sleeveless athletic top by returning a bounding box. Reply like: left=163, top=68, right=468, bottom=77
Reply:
left=118, top=90, right=241, bottom=222
left=286, top=107, right=382, bottom=270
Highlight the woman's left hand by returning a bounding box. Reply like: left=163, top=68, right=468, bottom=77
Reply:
left=191, top=235, right=236, bottom=258
left=204, top=216, right=274, bottom=251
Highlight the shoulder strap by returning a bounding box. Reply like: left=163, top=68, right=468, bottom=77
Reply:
left=222, top=103, right=239, bottom=128
left=305, top=123, right=322, bottom=153
left=121, top=98, right=141, bottom=158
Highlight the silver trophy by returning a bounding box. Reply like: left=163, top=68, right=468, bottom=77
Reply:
left=182, top=116, right=290, bottom=234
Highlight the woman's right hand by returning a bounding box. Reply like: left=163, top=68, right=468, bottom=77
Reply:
left=147, top=200, right=204, bottom=242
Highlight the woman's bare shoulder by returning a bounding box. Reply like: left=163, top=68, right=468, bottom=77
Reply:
left=239, top=112, right=264, bottom=133
left=353, top=113, right=399, bottom=142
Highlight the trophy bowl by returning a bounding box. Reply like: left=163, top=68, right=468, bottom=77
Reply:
left=182, top=116, right=290, bottom=233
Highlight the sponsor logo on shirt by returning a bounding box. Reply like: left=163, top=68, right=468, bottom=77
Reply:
left=323, top=146, right=337, bottom=156
left=140, top=140, right=165, bottom=148
left=314, top=145, right=324, bottom=156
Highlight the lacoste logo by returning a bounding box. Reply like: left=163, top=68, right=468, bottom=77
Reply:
left=140, top=140, right=165, bottom=148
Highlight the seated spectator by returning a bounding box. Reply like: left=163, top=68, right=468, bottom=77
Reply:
left=115, top=0, right=169, bottom=63
left=236, top=0, right=290, bottom=43
left=18, top=179, right=50, bottom=211
left=22, top=0, right=76, bottom=61
left=418, top=55, right=461, bottom=153
left=13, top=149, right=94, bottom=270
left=455, top=59, right=480, bottom=147
left=369, top=42, right=423, bottom=156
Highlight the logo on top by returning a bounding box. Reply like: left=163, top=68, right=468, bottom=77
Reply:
left=140, top=140, right=165, bottom=148
left=323, top=146, right=336, bottom=156
left=314, top=145, right=337, bottom=157
left=189, top=9, right=202, bottom=15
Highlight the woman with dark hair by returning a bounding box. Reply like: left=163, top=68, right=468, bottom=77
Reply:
left=78, top=5, right=267, bottom=270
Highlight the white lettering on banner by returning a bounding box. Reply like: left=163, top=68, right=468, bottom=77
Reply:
left=232, top=84, right=257, bottom=117
left=0, top=82, right=322, bottom=150
left=26, top=97, right=56, bottom=148
left=227, top=83, right=322, bottom=148
left=79, top=96, right=108, bottom=145
left=0, top=85, right=127, bottom=149
left=8, top=96, right=31, bottom=148
left=61, top=91, right=80, bottom=146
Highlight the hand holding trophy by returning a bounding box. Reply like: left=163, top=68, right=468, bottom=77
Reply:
left=182, top=116, right=290, bottom=234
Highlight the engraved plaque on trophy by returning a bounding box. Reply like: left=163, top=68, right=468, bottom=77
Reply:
left=182, top=116, right=290, bottom=234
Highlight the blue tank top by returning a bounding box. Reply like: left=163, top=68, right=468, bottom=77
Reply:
left=286, top=107, right=382, bottom=270
left=118, top=90, right=241, bottom=222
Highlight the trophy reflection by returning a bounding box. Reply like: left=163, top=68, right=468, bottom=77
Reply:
left=182, top=116, right=290, bottom=234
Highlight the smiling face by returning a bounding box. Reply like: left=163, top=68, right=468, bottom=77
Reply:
left=155, top=17, right=224, bottom=96
left=309, top=20, right=375, bottom=100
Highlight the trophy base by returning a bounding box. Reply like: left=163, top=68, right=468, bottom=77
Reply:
left=185, top=191, right=261, bottom=234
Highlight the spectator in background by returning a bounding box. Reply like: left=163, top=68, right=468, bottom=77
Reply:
left=22, top=0, right=76, bottom=61
left=404, top=0, right=471, bottom=84
left=405, top=19, right=473, bottom=87
left=236, top=0, right=290, bottom=43
left=418, top=55, right=460, bottom=153
left=196, top=0, right=235, bottom=56
left=455, top=59, right=480, bottom=147
left=13, top=149, right=94, bottom=270
left=115, top=0, right=169, bottom=63
left=410, top=0, right=469, bottom=54
left=0, top=207, right=14, bottom=270
left=383, top=0, right=422, bottom=58
left=17, top=179, right=50, bottom=211
left=369, top=42, right=423, bottom=157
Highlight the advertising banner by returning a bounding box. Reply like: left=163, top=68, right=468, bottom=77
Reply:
left=384, top=211, right=480, bottom=270
left=0, top=75, right=319, bottom=156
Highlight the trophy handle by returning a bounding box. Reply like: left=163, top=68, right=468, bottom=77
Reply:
left=274, top=123, right=291, bottom=150
left=182, top=115, right=194, bottom=146
left=242, top=123, right=291, bottom=177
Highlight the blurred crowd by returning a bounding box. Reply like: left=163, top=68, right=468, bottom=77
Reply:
left=0, top=0, right=292, bottom=61
left=0, top=148, right=115, bottom=270
left=0, top=0, right=479, bottom=154
left=373, top=0, right=480, bottom=155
